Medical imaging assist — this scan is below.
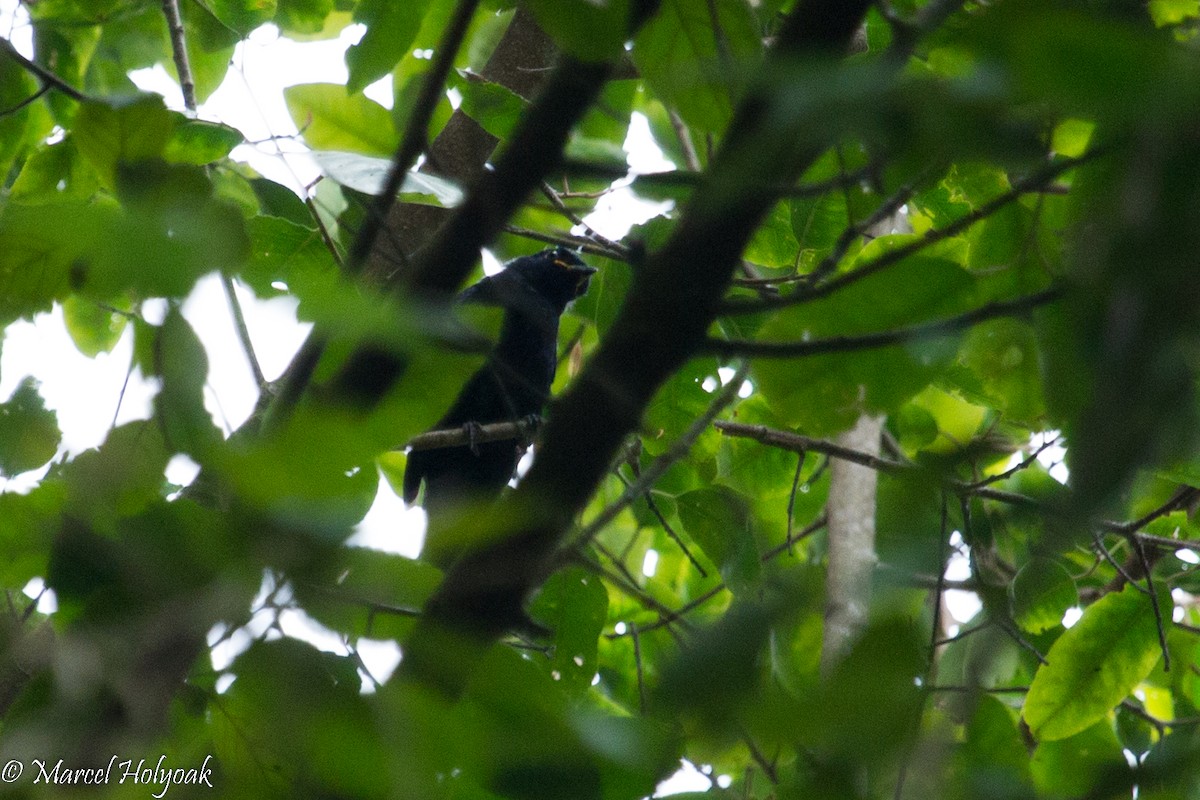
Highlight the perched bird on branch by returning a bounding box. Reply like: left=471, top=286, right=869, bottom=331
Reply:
left=404, top=247, right=595, bottom=564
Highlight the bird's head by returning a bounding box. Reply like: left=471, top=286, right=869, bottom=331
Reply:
left=504, top=247, right=597, bottom=311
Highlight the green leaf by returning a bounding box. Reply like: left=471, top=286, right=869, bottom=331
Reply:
left=643, top=359, right=721, bottom=457
left=208, top=0, right=278, bottom=37
left=455, top=73, right=527, bottom=142
left=523, top=0, right=633, bottom=62
left=745, top=201, right=800, bottom=268
left=967, top=1, right=1177, bottom=123
left=1150, top=0, right=1200, bottom=25
left=1023, top=585, right=1166, bottom=741
left=1030, top=720, right=1130, bottom=796
left=950, top=696, right=1034, bottom=799
left=179, top=0, right=238, bottom=100
left=249, top=176, right=314, bottom=225
left=805, top=617, right=927, bottom=766
left=956, top=317, right=1045, bottom=424
left=0, top=378, right=61, bottom=477
left=0, top=199, right=93, bottom=320
left=276, top=0, right=335, bottom=34
left=0, top=482, right=64, bottom=586
left=82, top=162, right=250, bottom=298
left=285, top=83, right=398, bottom=155
left=297, top=546, right=441, bottom=640
left=310, top=150, right=464, bottom=206
left=215, top=638, right=387, bottom=797
left=529, top=567, right=609, bottom=695
left=1051, top=118, right=1095, bottom=159
left=154, top=308, right=221, bottom=457
left=62, top=294, right=128, bottom=357
left=632, top=0, right=761, bottom=132
left=164, top=118, right=244, bottom=165
left=0, top=46, right=40, bottom=180
left=1010, top=558, right=1077, bottom=634
left=62, top=422, right=170, bottom=531
left=10, top=137, right=100, bottom=201
left=752, top=253, right=975, bottom=433
left=676, top=486, right=759, bottom=591
left=243, top=215, right=337, bottom=299
left=74, top=95, right=174, bottom=186
left=345, top=0, right=431, bottom=94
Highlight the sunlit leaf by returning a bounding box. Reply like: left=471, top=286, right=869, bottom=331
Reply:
left=0, top=378, right=60, bottom=477
left=1024, top=585, right=1166, bottom=741
left=285, top=83, right=397, bottom=155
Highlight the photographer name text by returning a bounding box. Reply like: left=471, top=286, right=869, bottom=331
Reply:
left=2, top=754, right=214, bottom=797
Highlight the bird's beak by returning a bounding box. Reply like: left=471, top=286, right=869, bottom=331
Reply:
left=573, top=266, right=597, bottom=297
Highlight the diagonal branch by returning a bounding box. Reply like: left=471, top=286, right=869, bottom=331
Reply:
left=0, top=36, right=89, bottom=102
left=720, top=152, right=1100, bottom=315
left=703, top=286, right=1062, bottom=358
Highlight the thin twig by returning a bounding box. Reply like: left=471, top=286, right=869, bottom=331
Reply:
left=996, top=617, right=1048, bottom=665
left=1140, top=533, right=1200, bottom=553
left=539, top=182, right=629, bottom=256
left=221, top=275, right=268, bottom=390
left=1109, top=487, right=1200, bottom=535
left=570, top=363, right=751, bottom=550
left=1131, top=533, right=1171, bottom=672
left=574, top=550, right=690, bottom=639
left=161, top=0, right=197, bottom=110
left=668, top=109, right=702, bottom=172
left=631, top=624, right=647, bottom=714
left=0, top=83, right=49, bottom=117
left=0, top=37, right=88, bottom=102
left=785, top=452, right=806, bottom=555
left=705, top=287, right=1062, bottom=359
left=933, top=620, right=993, bottom=648
left=714, top=421, right=1047, bottom=509
left=606, top=584, right=728, bottom=638
left=619, top=468, right=708, bottom=577
left=928, top=684, right=1029, bottom=694
left=1092, top=531, right=1149, bottom=595
left=502, top=224, right=628, bottom=261
left=560, top=158, right=880, bottom=201
left=809, top=182, right=917, bottom=285
left=761, top=513, right=828, bottom=561
left=964, top=435, right=1063, bottom=489
left=930, top=491, right=949, bottom=664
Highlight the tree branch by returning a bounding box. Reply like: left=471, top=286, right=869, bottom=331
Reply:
left=0, top=36, right=88, bottom=102
left=703, top=287, right=1063, bottom=358
left=720, top=153, right=1100, bottom=315
left=161, top=0, right=197, bottom=110
left=404, top=418, right=539, bottom=451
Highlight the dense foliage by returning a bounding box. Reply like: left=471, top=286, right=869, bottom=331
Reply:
left=4, top=0, right=1200, bottom=797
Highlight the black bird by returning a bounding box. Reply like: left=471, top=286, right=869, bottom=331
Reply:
left=404, top=248, right=595, bottom=560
